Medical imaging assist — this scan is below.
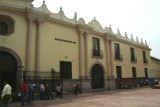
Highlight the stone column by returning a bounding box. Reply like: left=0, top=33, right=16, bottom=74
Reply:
left=110, top=40, right=114, bottom=76
left=79, top=31, right=84, bottom=79
left=35, top=21, right=42, bottom=72
left=109, top=39, right=116, bottom=89
left=84, top=32, right=89, bottom=79
left=105, top=37, right=111, bottom=89
left=26, top=19, right=33, bottom=71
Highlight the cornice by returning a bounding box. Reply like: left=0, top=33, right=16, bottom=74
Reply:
left=114, top=37, right=151, bottom=51
left=76, top=24, right=93, bottom=33
left=0, top=5, right=26, bottom=14
left=47, top=17, right=76, bottom=28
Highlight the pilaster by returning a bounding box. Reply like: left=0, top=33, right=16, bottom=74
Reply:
left=35, top=20, right=43, bottom=72
left=109, top=39, right=116, bottom=89
left=105, top=37, right=111, bottom=89
left=25, top=18, right=33, bottom=71
left=84, top=32, right=90, bottom=78
left=78, top=30, right=84, bottom=78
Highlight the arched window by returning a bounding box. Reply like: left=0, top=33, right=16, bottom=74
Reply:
left=0, top=14, right=15, bottom=36
left=0, top=21, right=9, bottom=35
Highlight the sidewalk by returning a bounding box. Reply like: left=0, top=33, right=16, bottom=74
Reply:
left=9, top=86, right=160, bottom=107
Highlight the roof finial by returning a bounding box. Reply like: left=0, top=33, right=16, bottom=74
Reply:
left=141, top=38, right=144, bottom=44
left=43, top=0, right=45, bottom=4
left=74, top=12, right=77, bottom=23
left=131, top=34, right=134, bottom=41
left=60, top=6, right=63, bottom=11
left=94, top=17, right=96, bottom=20
left=117, top=28, right=120, bottom=34
left=109, top=25, right=111, bottom=28
left=75, top=12, right=77, bottom=16
left=125, top=32, right=128, bottom=39
left=136, top=36, right=139, bottom=43
left=145, top=40, right=148, bottom=45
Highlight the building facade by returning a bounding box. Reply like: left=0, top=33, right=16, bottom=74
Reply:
left=0, top=0, right=153, bottom=93
left=150, top=57, right=160, bottom=78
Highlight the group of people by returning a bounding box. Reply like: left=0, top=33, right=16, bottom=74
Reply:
left=0, top=80, right=63, bottom=107
left=21, top=81, right=63, bottom=106
left=39, top=83, right=63, bottom=100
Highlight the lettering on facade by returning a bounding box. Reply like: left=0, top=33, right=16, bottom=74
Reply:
left=55, top=38, right=76, bottom=44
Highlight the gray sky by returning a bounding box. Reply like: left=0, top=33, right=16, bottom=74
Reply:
left=33, top=0, right=160, bottom=59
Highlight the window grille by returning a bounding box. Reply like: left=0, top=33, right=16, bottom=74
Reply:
left=0, top=21, right=9, bottom=35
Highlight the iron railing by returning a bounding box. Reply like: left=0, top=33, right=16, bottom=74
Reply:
left=131, top=56, right=137, bottom=63
left=115, top=54, right=123, bottom=61
left=92, top=49, right=103, bottom=58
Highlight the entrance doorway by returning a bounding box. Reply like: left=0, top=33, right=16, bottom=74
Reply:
left=60, top=61, right=72, bottom=79
left=0, top=51, right=17, bottom=92
left=91, top=64, right=104, bottom=89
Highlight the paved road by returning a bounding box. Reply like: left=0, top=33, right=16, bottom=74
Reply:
left=9, top=87, right=160, bottom=107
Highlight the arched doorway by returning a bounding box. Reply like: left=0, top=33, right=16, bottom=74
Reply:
left=91, top=64, right=104, bottom=89
left=0, top=51, right=17, bottom=92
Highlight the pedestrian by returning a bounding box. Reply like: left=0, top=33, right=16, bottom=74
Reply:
left=20, top=81, right=30, bottom=106
left=30, top=82, right=36, bottom=101
left=40, top=83, right=46, bottom=100
left=27, top=84, right=31, bottom=103
left=1, top=80, right=12, bottom=107
left=45, top=85, right=54, bottom=100
left=56, top=84, right=63, bottom=99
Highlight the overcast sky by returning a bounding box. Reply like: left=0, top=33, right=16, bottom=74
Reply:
left=32, top=0, right=160, bottom=59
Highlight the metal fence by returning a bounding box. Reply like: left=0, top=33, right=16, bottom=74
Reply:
left=22, top=71, right=63, bottom=94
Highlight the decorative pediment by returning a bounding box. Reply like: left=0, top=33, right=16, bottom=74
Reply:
left=33, top=0, right=52, bottom=14
left=87, top=17, right=105, bottom=33
left=49, top=7, right=77, bottom=24
left=78, top=18, right=86, bottom=25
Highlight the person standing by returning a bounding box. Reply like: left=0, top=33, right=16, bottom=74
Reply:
left=45, top=85, right=54, bottom=100
left=20, top=81, right=30, bottom=106
left=56, top=84, right=63, bottom=99
left=40, top=83, right=46, bottom=100
left=30, top=82, right=36, bottom=101
left=1, top=80, right=12, bottom=106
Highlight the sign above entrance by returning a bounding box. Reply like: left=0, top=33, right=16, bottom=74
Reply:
left=55, top=38, right=76, bottom=44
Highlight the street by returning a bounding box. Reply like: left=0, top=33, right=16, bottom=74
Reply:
left=9, top=87, right=160, bottom=107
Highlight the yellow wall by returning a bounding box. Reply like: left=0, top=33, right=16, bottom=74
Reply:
left=150, top=58, right=160, bottom=78
left=0, top=11, right=27, bottom=70
left=40, top=22, right=79, bottom=79
left=113, top=41, right=150, bottom=78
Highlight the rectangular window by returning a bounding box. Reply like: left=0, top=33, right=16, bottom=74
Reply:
left=144, top=68, right=148, bottom=78
left=132, top=67, right=136, bottom=78
left=92, top=37, right=100, bottom=56
left=115, top=43, right=120, bottom=60
left=60, top=61, right=72, bottom=79
left=116, top=66, right=122, bottom=78
left=130, top=47, right=136, bottom=62
left=143, top=51, right=148, bottom=63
